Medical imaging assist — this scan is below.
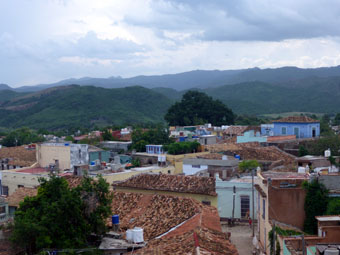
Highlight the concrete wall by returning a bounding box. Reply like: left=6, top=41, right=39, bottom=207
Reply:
left=37, top=143, right=71, bottom=170
left=216, top=178, right=257, bottom=219
left=237, top=130, right=267, bottom=144
left=183, top=163, right=208, bottom=175
left=319, top=175, right=340, bottom=191
left=166, top=152, right=210, bottom=175
left=100, top=166, right=175, bottom=184
left=2, top=170, right=49, bottom=195
left=70, top=144, right=89, bottom=170
left=89, top=150, right=110, bottom=163
left=268, top=186, right=306, bottom=230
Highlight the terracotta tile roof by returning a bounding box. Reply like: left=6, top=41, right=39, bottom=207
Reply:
left=223, top=126, right=248, bottom=136
left=109, top=192, right=238, bottom=255
left=16, top=167, right=47, bottom=174
left=0, top=146, right=36, bottom=167
left=113, top=173, right=217, bottom=196
left=273, top=116, right=319, bottom=123
left=62, top=175, right=83, bottom=188
left=206, top=143, right=296, bottom=166
left=6, top=187, right=38, bottom=207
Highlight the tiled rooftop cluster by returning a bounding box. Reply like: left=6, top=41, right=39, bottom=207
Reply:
left=113, top=173, right=217, bottom=196
left=206, top=143, right=295, bottom=165
left=0, top=146, right=36, bottom=167
left=110, top=192, right=238, bottom=255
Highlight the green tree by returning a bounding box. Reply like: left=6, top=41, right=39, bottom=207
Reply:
left=302, top=180, right=329, bottom=234
left=11, top=175, right=112, bottom=254
left=164, top=91, right=234, bottom=126
left=333, top=113, right=340, bottom=126
left=102, top=129, right=114, bottom=141
left=298, top=145, right=309, bottom=157
left=164, top=141, right=200, bottom=155
left=1, top=127, right=45, bottom=147
left=326, top=198, right=340, bottom=215
left=238, top=160, right=260, bottom=172
left=131, top=126, right=172, bottom=152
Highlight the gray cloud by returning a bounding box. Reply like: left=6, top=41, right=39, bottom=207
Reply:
left=125, top=0, right=340, bottom=41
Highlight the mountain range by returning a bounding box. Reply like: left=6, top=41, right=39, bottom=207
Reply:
left=1, top=65, right=340, bottom=130
left=3, top=65, right=340, bottom=92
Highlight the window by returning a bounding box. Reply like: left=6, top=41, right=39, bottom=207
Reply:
left=202, top=201, right=211, bottom=206
left=18, top=185, right=24, bottom=188
left=192, top=165, right=201, bottom=168
left=2, top=186, right=8, bottom=196
left=281, top=127, right=287, bottom=135
left=294, top=127, right=299, bottom=138
left=262, top=199, right=266, bottom=220
left=240, top=196, right=250, bottom=218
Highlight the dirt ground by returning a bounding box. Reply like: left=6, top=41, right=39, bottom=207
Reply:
left=221, top=222, right=256, bottom=255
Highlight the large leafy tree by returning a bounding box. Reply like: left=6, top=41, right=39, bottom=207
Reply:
left=131, top=126, right=172, bottom=152
left=11, top=175, right=112, bottom=254
left=302, top=180, right=329, bottom=234
left=164, top=91, right=234, bottom=126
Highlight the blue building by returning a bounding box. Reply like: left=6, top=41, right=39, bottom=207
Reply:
left=146, top=145, right=164, bottom=154
left=261, top=116, right=320, bottom=138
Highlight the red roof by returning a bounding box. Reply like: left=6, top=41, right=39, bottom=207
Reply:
left=16, top=167, right=47, bottom=174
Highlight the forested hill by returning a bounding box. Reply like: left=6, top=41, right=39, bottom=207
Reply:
left=0, top=85, right=173, bottom=130
left=152, top=77, right=340, bottom=115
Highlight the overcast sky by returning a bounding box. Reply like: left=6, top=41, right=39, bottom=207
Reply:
left=1, top=0, right=340, bottom=87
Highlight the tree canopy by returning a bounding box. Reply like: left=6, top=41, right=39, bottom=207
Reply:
left=164, top=91, right=235, bottom=126
left=1, top=127, right=45, bottom=147
left=131, top=126, right=172, bottom=152
left=11, top=175, right=112, bottom=254
left=302, top=180, right=329, bottom=234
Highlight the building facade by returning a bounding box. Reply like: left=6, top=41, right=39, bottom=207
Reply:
left=261, top=116, right=320, bottom=138
left=216, top=176, right=257, bottom=220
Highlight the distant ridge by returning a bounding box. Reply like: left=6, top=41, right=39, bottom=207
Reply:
left=4, top=65, right=340, bottom=92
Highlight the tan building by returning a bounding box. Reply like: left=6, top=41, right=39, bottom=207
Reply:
left=255, top=171, right=308, bottom=254
left=36, top=143, right=89, bottom=171
left=1, top=167, right=50, bottom=195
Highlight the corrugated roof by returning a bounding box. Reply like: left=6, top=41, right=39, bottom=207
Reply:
left=113, top=173, right=217, bottom=196
left=273, top=116, right=319, bottom=123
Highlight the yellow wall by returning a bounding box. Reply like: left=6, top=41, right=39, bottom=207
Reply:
left=2, top=169, right=49, bottom=195
left=166, top=152, right=210, bottom=175
left=100, top=166, right=175, bottom=184
left=114, top=186, right=218, bottom=207
left=256, top=172, right=272, bottom=255
left=37, top=144, right=71, bottom=170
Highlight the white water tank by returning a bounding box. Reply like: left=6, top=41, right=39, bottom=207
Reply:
left=132, top=227, right=144, bottom=243
left=126, top=229, right=133, bottom=242
left=298, top=167, right=306, bottom=173
left=222, top=155, right=228, bottom=160
left=324, top=248, right=339, bottom=255
left=325, top=149, right=331, bottom=157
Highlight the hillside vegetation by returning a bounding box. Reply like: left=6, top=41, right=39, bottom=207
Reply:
left=0, top=85, right=172, bottom=130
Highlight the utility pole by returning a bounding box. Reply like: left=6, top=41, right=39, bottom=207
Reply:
left=252, top=168, right=255, bottom=237
left=302, top=234, right=306, bottom=255
left=273, top=221, right=276, bottom=255
left=232, top=186, right=236, bottom=221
